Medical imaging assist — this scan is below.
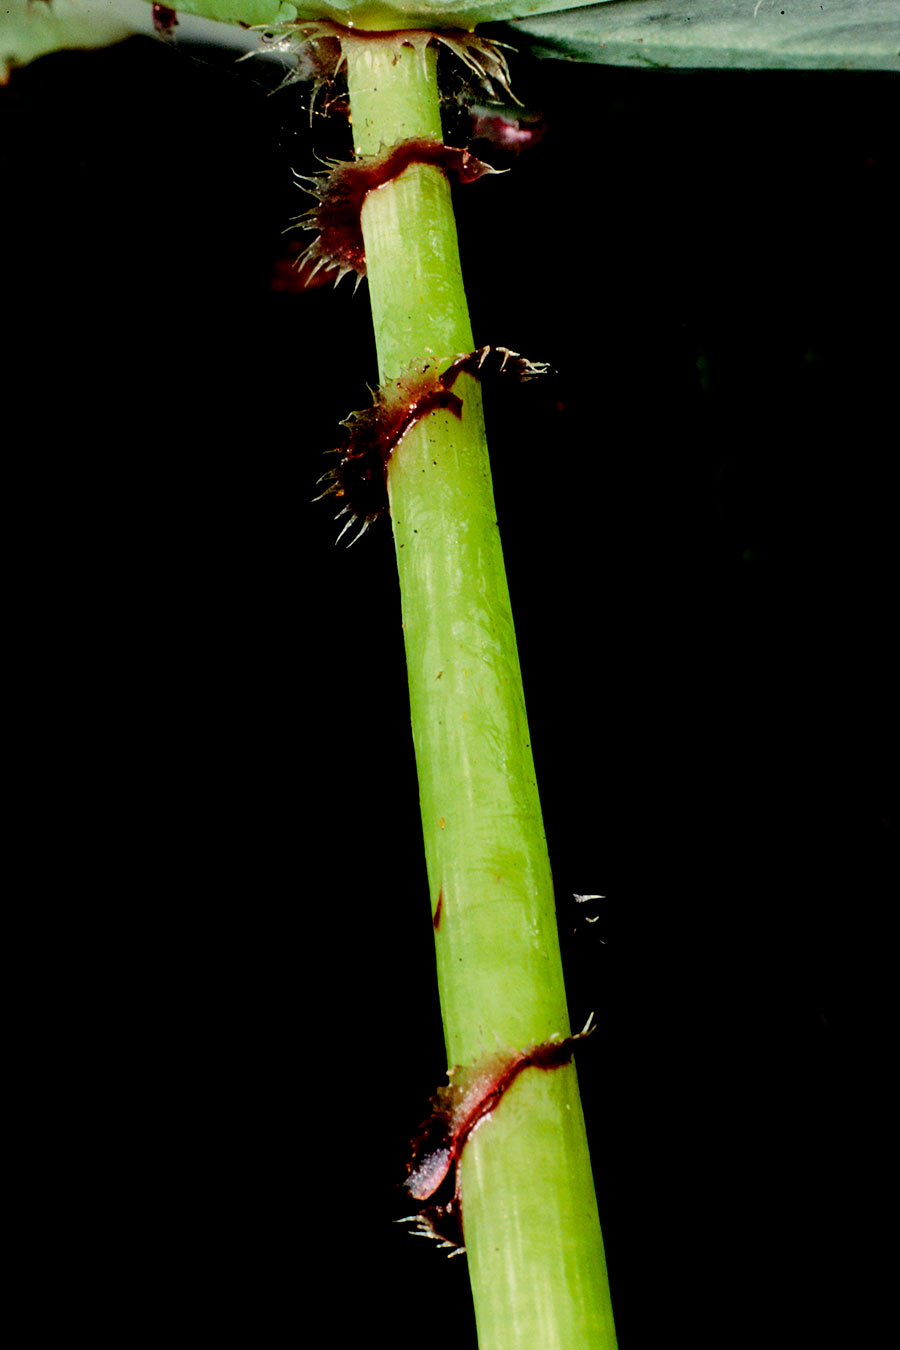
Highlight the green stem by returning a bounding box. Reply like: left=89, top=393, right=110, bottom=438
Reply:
left=346, top=36, right=617, bottom=1350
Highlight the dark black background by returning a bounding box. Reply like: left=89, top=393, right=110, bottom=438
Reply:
left=3, top=30, right=894, bottom=1348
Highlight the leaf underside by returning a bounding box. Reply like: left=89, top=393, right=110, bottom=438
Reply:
left=4, top=0, right=898, bottom=82
left=164, top=0, right=615, bottom=27
left=0, top=0, right=614, bottom=84
left=0, top=0, right=605, bottom=82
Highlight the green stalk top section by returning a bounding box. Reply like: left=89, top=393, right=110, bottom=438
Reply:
left=347, top=41, right=472, bottom=382
left=345, top=36, right=443, bottom=161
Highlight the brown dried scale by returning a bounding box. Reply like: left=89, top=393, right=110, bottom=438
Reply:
left=315, top=346, right=553, bottom=546
left=289, top=140, right=502, bottom=289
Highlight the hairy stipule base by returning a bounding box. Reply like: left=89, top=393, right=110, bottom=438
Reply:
left=253, top=19, right=518, bottom=116
left=289, top=140, right=501, bottom=289
left=314, top=346, right=552, bottom=546
left=401, top=1013, right=595, bottom=1253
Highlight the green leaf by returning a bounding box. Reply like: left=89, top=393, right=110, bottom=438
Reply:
left=507, top=0, right=900, bottom=73
left=155, top=0, right=615, bottom=32
left=0, top=0, right=608, bottom=83
left=1, top=0, right=136, bottom=81
left=7, top=0, right=896, bottom=79
left=0, top=0, right=281, bottom=84
left=141, top=0, right=296, bottom=23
